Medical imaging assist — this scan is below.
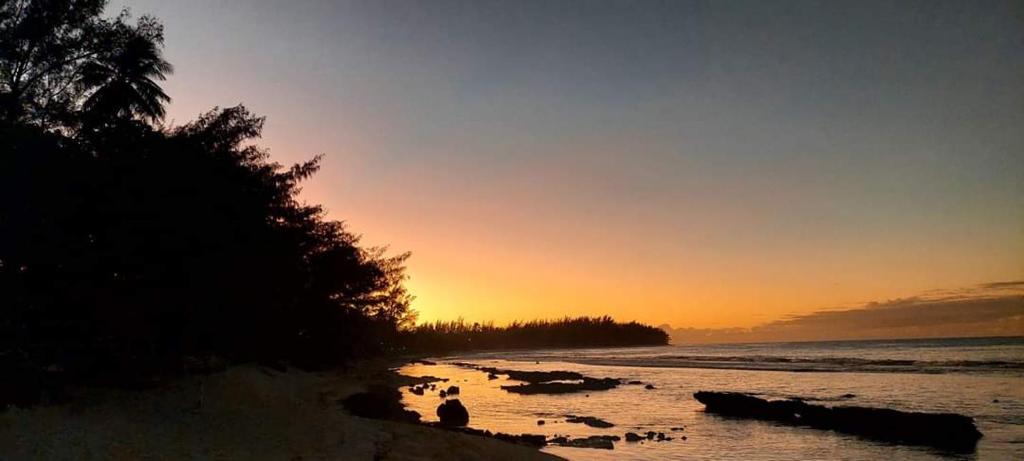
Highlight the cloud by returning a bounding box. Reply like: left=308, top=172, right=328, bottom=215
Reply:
left=979, top=280, right=1024, bottom=290
left=665, top=281, right=1024, bottom=343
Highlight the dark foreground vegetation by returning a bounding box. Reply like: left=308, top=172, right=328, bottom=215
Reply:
left=694, top=391, right=983, bottom=452
left=0, top=1, right=666, bottom=411
left=1, top=0, right=412, bottom=406
left=400, top=316, right=669, bottom=353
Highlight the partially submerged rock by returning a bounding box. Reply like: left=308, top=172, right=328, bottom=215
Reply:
left=477, top=367, right=584, bottom=383
left=501, top=377, right=620, bottom=395
left=549, top=435, right=618, bottom=450
left=446, top=385, right=460, bottom=395
left=624, top=432, right=643, bottom=442
left=694, top=391, right=982, bottom=452
left=564, top=414, right=615, bottom=428
left=436, top=399, right=470, bottom=426
left=440, top=426, right=547, bottom=447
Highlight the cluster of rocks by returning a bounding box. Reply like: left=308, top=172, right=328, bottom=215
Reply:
left=694, top=391, right=982, bottom=452
left=563, top=414, right=614, bottom=428
left=624, top=380, right=656, bottom=390
left=441, top=426, right=547, bottom=447
left=624, top=431, right=679, bottom=442
left=501, top=377, right=621, bottom=395
left=438, top=385, right=459, bottom=398
left=548, top=435, right=619, bottom=450
left=547, top=429, right=684, bottom=450
left=450, top=362, right=624, bottom=395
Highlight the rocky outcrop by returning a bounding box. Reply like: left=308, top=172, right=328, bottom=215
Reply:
left=548, top=435, right=619, bottom=450
left=564, top=415, right=614, bottom=428
left=341, top=385, right=420, bottom=423
left=501, top=377, right=620, bottom=395
left=694, top=391, right=982, bottom=452
left=436, top=399, right=470, bottom=426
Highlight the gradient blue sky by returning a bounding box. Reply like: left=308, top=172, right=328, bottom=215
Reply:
left=118, top=0, right=1023, bottom=331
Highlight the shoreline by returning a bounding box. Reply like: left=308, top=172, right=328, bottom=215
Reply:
left=0, top=358, right=561, bottom=460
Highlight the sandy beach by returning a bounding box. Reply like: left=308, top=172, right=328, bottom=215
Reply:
left=0, top=362, right=561, bottom=461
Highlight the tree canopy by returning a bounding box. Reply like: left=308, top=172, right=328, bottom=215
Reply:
left=1, top=1, right=413, bottom=404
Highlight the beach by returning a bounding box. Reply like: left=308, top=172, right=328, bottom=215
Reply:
left=0, top=361, right=560, bottom=461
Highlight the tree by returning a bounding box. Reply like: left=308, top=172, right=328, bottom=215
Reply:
left=0, top=0, right=164, bottom=127
left=79, top=19, right=171, bottom=123
left=1, top=3, right=415, bottom=402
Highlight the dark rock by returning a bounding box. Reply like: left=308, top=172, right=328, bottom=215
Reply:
left=436, top=399, right=470, bottom=426
left=400, top=375, right=448, bottom=386
left=487, top=373, right=498, bottom=380
left=681, top=436, right=687, bottom=441
left=518, top=434, right=548, bottom=446
left=645, top=431, right=656, bottom=440
left=446, top=385, right=460, bottom=395
left=537, top=419, right=545, bottom=425
left=439, top=390, right=446, bottom=398
left=411, top=359, right=437, bottom=365
left=341, top=385, right=420, bottom=423
left=694, top=391, right=983, bottom=452
left=501, top=377, right=620, bottom=395
left=624, top=432, right=643, bottom=442
left=670, top=427, right=685, bottom=431
left=627, top=380, right=644, bottom=385
left=565, top=414, right=615, bottom=428
left=992, top=399, right=999, bottom=403
left=444, top=426, right=546, bottom=447
left=476, top=367, right=584, bottom=383
left=840, top=393, right=857, bottom=399
left=644, top=384, right=656, bottom=390
left=410, top=385, right=424, bottom=395
left=656, top=432, right=666, bottom=441
left=552, top=435, right=617, bottom=450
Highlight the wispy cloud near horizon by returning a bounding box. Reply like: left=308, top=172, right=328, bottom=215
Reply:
left=664, top=281, right=1024, bottom=343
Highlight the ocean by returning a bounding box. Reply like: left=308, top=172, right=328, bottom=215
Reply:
left=398, top=336, right=1024, bottom=460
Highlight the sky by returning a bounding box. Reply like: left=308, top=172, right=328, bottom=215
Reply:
left=117, top=0, right=1023, bottom=338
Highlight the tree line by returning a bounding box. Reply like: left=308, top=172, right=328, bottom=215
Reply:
left=401, top=316, right=669, bottom=353
left=1, top=0, right=413, bottom=405
left=0, top=1, right=668, bottom=407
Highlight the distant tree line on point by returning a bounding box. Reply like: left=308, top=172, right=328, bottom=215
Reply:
left=401, top=316, right=669, bottom=353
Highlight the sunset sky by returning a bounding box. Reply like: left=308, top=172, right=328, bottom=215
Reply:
left=118, top=0, right=1022, bottom=337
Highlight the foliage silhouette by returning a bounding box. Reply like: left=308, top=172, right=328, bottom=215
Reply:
left=79, top=25, right=172, bottom=123
left=1, top=2, right=412, bottom=404
left=0, top=1, right=164, bottom=127
left=0, top=1, right=663, bottom=409
left=401, top=316, right=669, bottom=353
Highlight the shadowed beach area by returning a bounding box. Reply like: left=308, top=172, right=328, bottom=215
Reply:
left=0, top=361, right=561, bottom=460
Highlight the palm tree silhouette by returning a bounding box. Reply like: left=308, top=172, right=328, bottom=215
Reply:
left=80, top=35, right=173, bottom=123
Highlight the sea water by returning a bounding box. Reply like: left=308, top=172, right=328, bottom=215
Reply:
left=398, top=336, right=1024, bottom=460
